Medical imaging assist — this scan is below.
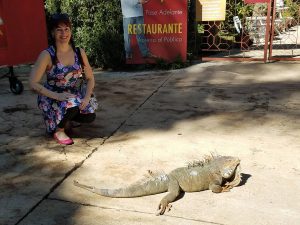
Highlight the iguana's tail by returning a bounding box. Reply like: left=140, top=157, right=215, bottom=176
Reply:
left=73, top=174, right=169, bottom=198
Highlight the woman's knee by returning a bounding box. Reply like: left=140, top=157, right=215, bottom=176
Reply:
left=87, top=113, right=96, bottom=123
left=74, top=112, right=96, bottom=123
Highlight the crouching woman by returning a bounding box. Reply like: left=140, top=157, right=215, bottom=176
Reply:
left=29, top=13, right=96, bottom=145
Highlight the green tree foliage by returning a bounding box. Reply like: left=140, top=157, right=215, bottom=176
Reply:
left=45, top=0, right=124, bottom=69
left=283, top=0, right=300, bottom=18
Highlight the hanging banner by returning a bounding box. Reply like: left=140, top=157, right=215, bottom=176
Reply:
left=0, top=0, right=47, bottom=66
left=196, top=0, right=226, bottom=22
left=121, top=0, right=187, bottom=64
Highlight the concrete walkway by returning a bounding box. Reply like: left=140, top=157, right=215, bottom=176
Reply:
left=0, top=61, right=299, bottom=225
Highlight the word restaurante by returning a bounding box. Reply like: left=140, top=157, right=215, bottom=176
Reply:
left=128, top=23, right=183, bottom=35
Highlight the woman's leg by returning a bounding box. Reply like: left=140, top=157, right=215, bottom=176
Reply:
left=54, top=107, right=95, bottom=144
left=123, top=17, right=133, bottom=59
left=57, top=107, right=80, bottom=129
left=55, top=107, right=80, bottom=143
left=72, top=111, right=96, bottom=124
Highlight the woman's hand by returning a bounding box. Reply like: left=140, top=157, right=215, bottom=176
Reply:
left=55, top=92, right=76, bottom=101
left=79, top=96, right=90, bottom=110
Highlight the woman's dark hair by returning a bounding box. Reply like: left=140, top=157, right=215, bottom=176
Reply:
left=49, top=13, right=76, bottom=64
left=49, top=13, right=72, bottom=31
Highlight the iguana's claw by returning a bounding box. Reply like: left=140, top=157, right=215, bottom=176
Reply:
left=166, top=204, right=172, bottom=212
left=156, top=203, right=166, bottom=216
left=222, top=185, right=232, bottom=192
left=156, top=202, right=172, bottom=216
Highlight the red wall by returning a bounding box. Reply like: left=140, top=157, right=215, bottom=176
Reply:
left=0, top=0, right=48, bottom=66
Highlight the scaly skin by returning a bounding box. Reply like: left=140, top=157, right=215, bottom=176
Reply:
left=74, top=155, right=241, bottom=215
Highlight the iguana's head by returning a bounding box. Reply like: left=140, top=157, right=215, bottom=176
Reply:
left=218, top=156, right=241, bottom=181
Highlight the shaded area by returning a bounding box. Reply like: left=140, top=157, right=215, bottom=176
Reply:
left=239, top=173, right=252, bottom=187
left=0, top=62, right=299, bottom=225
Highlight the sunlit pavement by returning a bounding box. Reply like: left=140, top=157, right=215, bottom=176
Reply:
left=1, top=61, right=300, bottom=225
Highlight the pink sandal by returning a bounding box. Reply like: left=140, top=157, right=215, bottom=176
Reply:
left=53, top=132, right=74, bottom=145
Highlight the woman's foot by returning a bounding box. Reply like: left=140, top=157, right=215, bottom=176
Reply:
left=53, top=130, right=73, bottom=145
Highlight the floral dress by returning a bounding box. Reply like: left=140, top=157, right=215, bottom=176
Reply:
left=38, top=46, right=95, bottom=134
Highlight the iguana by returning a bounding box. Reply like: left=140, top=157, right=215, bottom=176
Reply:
left=74, top=155, right=241, bottom=215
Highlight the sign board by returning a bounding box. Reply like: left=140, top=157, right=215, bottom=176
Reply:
left=0, top=0, right=47, bottom=66
left=121, top=0, right=187, bottom=64
left=196, top=0, right=226, bottom=22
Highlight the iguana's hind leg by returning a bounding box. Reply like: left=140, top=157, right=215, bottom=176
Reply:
left=156, top=178, right=181, bottom=216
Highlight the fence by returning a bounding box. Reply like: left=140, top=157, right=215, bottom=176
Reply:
left=193, top=0, right=300, bottom=62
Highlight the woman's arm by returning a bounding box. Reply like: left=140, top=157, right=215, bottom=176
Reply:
left=29, top=50, right=56, bottom=98
left=29, top=50, right=75, bottom=101
left=79, top=48, right=95, bottom=110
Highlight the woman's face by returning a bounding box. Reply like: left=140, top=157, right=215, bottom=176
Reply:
left=53, top=23, right=71, bottom=44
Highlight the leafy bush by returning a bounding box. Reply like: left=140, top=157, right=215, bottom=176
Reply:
left=283, top=0, right=300, bottom=18
left=44, top=0, right=124, bottom=69
left=153, top=55, right=189, bottom=70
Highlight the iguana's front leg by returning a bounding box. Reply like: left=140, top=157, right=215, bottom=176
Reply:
left=209, top=174, right=223, bottom=193
left=222, top=184, right=233, bottom=192
left=156, top=178, right=181, bottom=216
left=209, top=175, right=232, bottom=193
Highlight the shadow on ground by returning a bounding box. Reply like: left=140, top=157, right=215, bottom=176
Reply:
left=0, top=61, right=299, bottom=225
